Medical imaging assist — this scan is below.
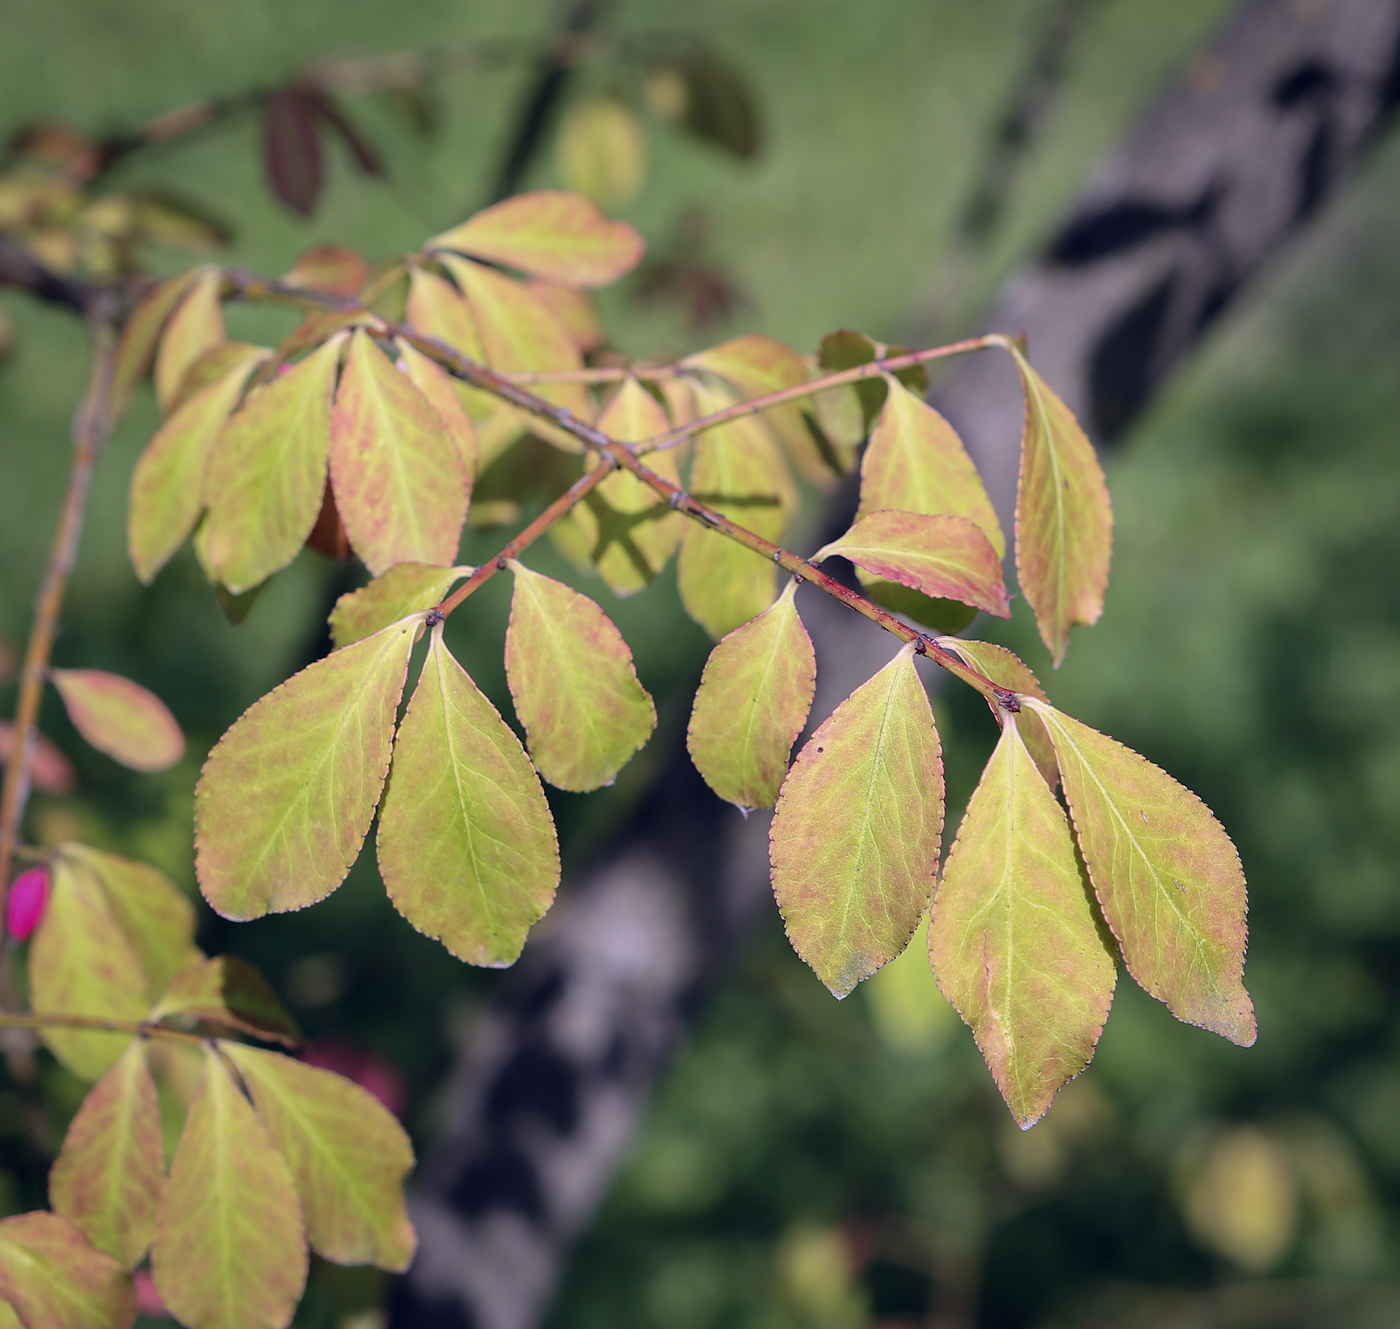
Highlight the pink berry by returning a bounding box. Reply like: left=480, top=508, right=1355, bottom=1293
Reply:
left=7, top=867, right=49, bottom=942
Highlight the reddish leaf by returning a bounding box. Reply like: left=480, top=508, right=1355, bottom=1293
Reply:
left=396, top=341, right=479, bottom=489
left=262, top=89, right=324, bottom=217
left=0, top=1212, right=135, bottom=1329
left=283, top=244, right=370, bottom=299
left=50, top=669, right=184, bottom=773
left=0, top=720, right=75, bottom=794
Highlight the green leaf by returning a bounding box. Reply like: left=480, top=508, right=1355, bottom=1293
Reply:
left=405, top=266, right=486, bottom=367
left=200, top=333, right=342, bottom=594
left=195, top=618, right=418, bottom=920
left=49, top=1041, right=164, bottom=1268
left=940, top=640, right=1057, bottom=789
left=55, top=844, right=199, bottom=999
left=0, top=1212, right=135, bottom=1329
left=816, top=510, right=1009, bottom=618
left=1011, top=352, right=1113, bottom=665
left=30, top=857, right=147, bottom=1080
left=1025, top=700, right=1255, bottom=1045
left=167, top=340, right=270, bottom=414
left=770, top=642, right=944, bottom=997
left=151, top=1047, right=307, bottom=1329
left=555, top=95, right=647, bottom=209
left=504, top=562, right=656, bottom=792
left=429, top=190, right=645, bottom=288
left=811, top=329, right=927, bottom=451
left=328, top=329, right=467, bottom=574
left=564, top=377, right=682, bottom=595
left=221, top=1043, right=416, bottom=1270
left=49, top=670, right=184, bottom=773
left=398, top=340, right=479, bottom=484
left=929, top=721, right=1116, bottom=1128
left=859, top=377, right=1004, bottom=556
left=378, top=626, right=560, bottom=965
left=687, top=579, right=815, bottom=809
left=112, top=269, right=202, bottom=416
left=329, top=562, right=463, bottom=650
left=677, top=395, right=792, bottom=638
left=150, top=955, right=301, bottom=1047
left=128, top=349, right=267, bottom=583
left=153, top=266, right=223, bottom=413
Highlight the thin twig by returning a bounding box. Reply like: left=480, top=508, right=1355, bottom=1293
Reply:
left=0, top=1010, right=233, bottom=1049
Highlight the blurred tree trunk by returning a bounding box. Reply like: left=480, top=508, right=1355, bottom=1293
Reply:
left=391, top=3, right=1400, bottom=1325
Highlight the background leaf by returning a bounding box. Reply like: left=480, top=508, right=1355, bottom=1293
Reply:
left=378, top=627, right=560, bottom=966
left=397, top=340, right=479, bottom=485
left=151, top=1048, right=307, bottom=1329
left=49, top=1041, right=164, bottom=1268
left=112, top=269, right=201, bottom=416
left=556, top=95, right=647, bottom=210
left=262, top=88, right=324, bottom=217
left=150, top=955, right=301, bottom=1046
left=1012, top=353, right=1113, bottom=665
left=1028, top=701, right=1255, bottom=1046
left=195, top=619, right=417, bottom=919
left=687, top=578, right=815, bottom=809
left=49, top=669, right=184, bottom=773
left=505, top=562, right=656, bottom=792
left=770, top=643, right=944, bottom=998
left=0, top=1212, right=135, bottom=1329
left=328, top=562, right=461, bottom=651
left=282, top=244, right=369, bottom=299
left=222, top=1043, right=415, bottom=1270
left=153, top=266, right=223, bottom=413
left=930, top=721, right=1116, bottom=1128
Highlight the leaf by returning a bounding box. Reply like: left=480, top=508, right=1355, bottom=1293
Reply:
left=687, top=578, right=815, bottom=809
left=429, top=190, right=645, bottom=288
left=770, top=642, right=944, bottom=997
left=556, top=95, right=647, bottom=209
left=859, top=378, right=1004, bottom=556
left=50, top=670, right=184, bottom=773
left=29, top=856, right=147, bottom=1080
left=195, top=618, right=418, bottom=920
left=940, top=640, right=1057, bottom=789
left=112, top=269, right=202, bottom=415
left=1025, top=700, right=1255, bottom=1045
left=151, top=1048, right=307, bottom=1329
left=377, top=626, right=560, bottom=966
left=262, top=88, right=324, bottom=217
left=526, top=279, right=605, bottom=352
left=200, top=333, right=342, bottom=594
left=1012, top=353, right=1113, bottom=665
left=397, top=340, right=479, bottom=483
left=168, top=341, right=269, bottom=414
left=153, top=266, right=224, bottom=413
left=565, top=377, right=681, bottom=595
left=816, top=510, right=1009, bottom=618
left=221, top=1043, right=415, bottom=1269
left=0, top=1212, right=135, bottom=1329
left=128, top=351, right=267, bottom=583
left=929, top=721, right=1116, bottom=1127
left=504, top=562, right=656, bottom=792
left=150, top=956, right=301, bottom=1047
left=283, top=244, right=370, bottom=299
left=648, top=48, right=761, bottom=158
left=677, top=399, right=792, bottom=638
left=49, top=1041, right=164, bottom=1267
left=405, top=266, right=485, bottom=364
left=329, top=562, right=462, bottom=650
left=812, top=329, right=927, bottom=451
left=55, top=843, right=198, bottom=998
left=328, top=329, right=467, bottom=574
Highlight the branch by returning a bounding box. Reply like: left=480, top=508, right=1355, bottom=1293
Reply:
left=0, top=1010, right=260, bottom=1049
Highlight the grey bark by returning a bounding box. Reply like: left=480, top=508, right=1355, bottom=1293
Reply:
left=391, top=2, right=1400, bottom=1325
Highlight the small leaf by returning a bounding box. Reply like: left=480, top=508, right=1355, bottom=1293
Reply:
left=128, top=351, right=267, bottom=583
left=262, top=89, right=324, bottom=217
left=329, top=562, right=462, bottom=650
left=565, top=377, right=681, bottom=595
left=153, top=266, right=224, bottom=414
left=429, top=190, right=645, bottom=287
left=859, top=378, right=1004, bottom=556
left=201, top=333, right=342, bottom=594
left=0, top=722, right=73, bottom=795
left=195, top=618, right=418, bottom=920
left=526, top=279, right=605, bottom=352
left=687, top=579, right=815, bottom=809
left=222, top=1043, right=415, bottom=1269
left=112, top=269, right=202, bottom=415
left=50, top=670, right=184, bottom=773
left=816, top=510, right=1009, bottom=618
left=770, top=642, right=944, bottom=997
left=929, top=721, right=1116, bottom=1127
left=504, top=562, right=656, bottom=791
left=283, top=244, right=370, bottom=299
left=30, top=856, right=147, bottom=1080
left=556, top=95, right=647, bottom=209
left=812, top=329, right=927, bottom=451
left=329, top=329, right=467, bottom=574
left=151, top=1047, right=307, bottom=1329
left=940, top=640, right=1057, bottom=789
left=55, top=844, right=198, bottom=998
left=150, top=955, right=301, bottom=1047
left=0, top=1212, right=135, bottom=1329
left=1011, top=353, right=1113, bottom=665
left=648, top=48, right=761, bottom=158
left=405, top=266, right=485, bottom=364
left=1026, top=700, right=1255, bottom=1045
left=49, top=1041, right=165, bottom=1267
left=397, top=340, right=479, bottom=483
left=378, top=627, right=560, bottom=965
left=167, top=340, right=268, bottom=415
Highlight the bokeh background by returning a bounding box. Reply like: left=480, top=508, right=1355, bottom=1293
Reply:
left=3, top=1, right=1400, bottom=1325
